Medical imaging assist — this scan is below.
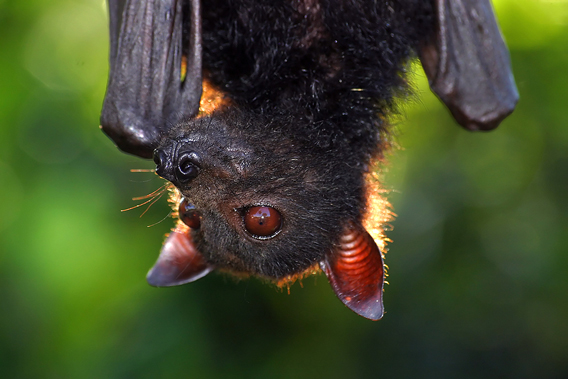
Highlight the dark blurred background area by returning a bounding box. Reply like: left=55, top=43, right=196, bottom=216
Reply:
left=1, top=0, right=567, bottom=378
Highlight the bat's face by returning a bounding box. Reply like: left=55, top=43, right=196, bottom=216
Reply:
left=146, top=111, right=387, bottom=321
left=151, top=111, right=365, bottom=279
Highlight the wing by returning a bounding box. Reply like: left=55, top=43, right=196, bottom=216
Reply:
left=101, top=0, right=202, bottom=158
left=419, top=0, right=519, bottom=131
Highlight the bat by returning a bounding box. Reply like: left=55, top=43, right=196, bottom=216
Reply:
left=100, top=0, right=518, bottom=320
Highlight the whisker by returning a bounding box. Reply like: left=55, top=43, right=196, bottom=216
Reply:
left=121, top=196, right=159, bottom=212
left=130, top=168, right=156, bottom=173
left=139, top=191, right=165, bottom=218
left=132, top=185, right=166, bottom=201
left=129, top=178, right=156, bottom=184
left=121, top=184, right=167, bottom=213
left=146, top=210, right=173, bottom=228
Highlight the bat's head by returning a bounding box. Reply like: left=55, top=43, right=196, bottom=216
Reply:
left=147, top=110, right=386, bottom=320
left=151, top=110, right=363, bottom=278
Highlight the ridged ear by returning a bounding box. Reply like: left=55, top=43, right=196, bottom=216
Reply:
left=419, top=0, right=518, bottom=131
left=147, top=230, right=213, bottom=287
left=320, top=225, right=385, bottom=321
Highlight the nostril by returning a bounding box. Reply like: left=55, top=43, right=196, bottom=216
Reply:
left=153, top=149, right=168, bottom=177
left=153, top=149, right=164, bottom=166
left=176, top=152, right=200, bottom=183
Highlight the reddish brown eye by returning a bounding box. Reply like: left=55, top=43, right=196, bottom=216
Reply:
left=244, top=206, right=282, bottom=238
left=178, top=198, right=201, bottom=229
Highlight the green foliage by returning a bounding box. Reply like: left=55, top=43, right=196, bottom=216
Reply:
left=1, top=0, right=567, bottom=377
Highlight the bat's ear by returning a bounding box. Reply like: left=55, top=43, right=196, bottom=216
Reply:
left=101, top=0, right=202, bottom=158
left=147, top=229, right=214, bottom=287
left=419, top=0, right=519, bottom=131
left=320, top=225, right=385, bottom=321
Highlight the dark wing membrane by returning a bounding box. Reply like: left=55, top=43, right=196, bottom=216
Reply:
left=106, top=0, right=125, bottom=66
left=101, top=0, right=202, bottom=158
left=419, top=0, right=518, bottom=131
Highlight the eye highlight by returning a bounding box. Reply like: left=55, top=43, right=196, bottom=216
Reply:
left=179, top=198, right=201, bottom=229
left=244, top=206, right=282, bottom=238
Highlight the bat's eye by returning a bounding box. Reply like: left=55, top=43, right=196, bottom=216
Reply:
left=244, top=206, right=282, bottom=238
left=176, top=152, right=200, bottom=183
left=179, top=198, right=201, bottom=229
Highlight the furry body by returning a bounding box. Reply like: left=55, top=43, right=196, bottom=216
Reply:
left=201, top=0, right=434, bottom=157
left=102, top=0, right=517, bottom=318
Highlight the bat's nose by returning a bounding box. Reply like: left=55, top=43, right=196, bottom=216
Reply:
left=153, top=149, right=175, bottom=182
left=153, top=148, right=201, bottom=185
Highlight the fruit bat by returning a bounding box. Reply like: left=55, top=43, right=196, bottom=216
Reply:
left=100, top=0, right=518, bottom=320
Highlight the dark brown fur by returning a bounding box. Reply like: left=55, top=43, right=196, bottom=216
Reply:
left=155, top=1, right=435, bottom=278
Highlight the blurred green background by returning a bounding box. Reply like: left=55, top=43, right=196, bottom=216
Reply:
left=1, top=0, right=567, bottom=377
